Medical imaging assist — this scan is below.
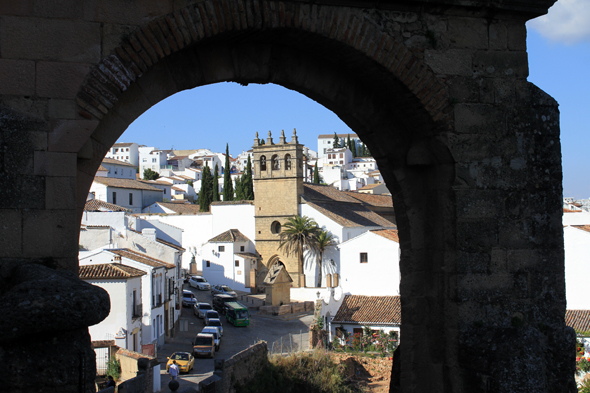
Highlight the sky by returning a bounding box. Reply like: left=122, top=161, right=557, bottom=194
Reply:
left=120, top=0, right=590, bottom=199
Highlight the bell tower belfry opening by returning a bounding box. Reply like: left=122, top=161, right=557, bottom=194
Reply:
left=253, top=129, right=305, bottom=287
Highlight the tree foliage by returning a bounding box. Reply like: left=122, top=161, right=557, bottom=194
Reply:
left=333, top=132, right=340, bottom=148
left=315, top=229, right=337, bottom=287
left=212, top=164, right=220, bottom=202
left=313, top=163, right=320, bottom=184
left=143, top=168, right=160, bottom=180
left=223, top=144, right=234, bottom=201
left=199, top=165, right=212, bottom=212
left=244, top=155, right=254, bottom=200
left=278, top=216, right=320, bottom=286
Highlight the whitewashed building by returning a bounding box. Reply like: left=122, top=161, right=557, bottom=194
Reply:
left=100, top=158, right=137, bottom=180
left=90, top=177, right=163, bottom=213
left=105, top=142, right=139, bottom=167
left=79, top=263, right=145, bottom=351
left=317, top=133, right=360, bottom=158
left=79, top=248, right=178, bottom=349
left=201, top=229, right=258, bottom=292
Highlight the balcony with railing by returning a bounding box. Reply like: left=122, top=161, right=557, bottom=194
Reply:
left=153, top=294, right=162, bottom=309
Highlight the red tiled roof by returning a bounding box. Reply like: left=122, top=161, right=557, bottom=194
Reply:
left=332, top=295, right=401, bottom=325
left=84, top=199, right=129, bottom=212
left=155, top=202, right=202, bottom=214
left=566, top=310, right=590, bottom=334
left=102, top=158, right=137, bottom=167
left=93, top=177, right=163, bottom=192
left=109, top=249, right=175, bottom=269
left=572, top=225, right=590, bottom=233
left=79, top=263, right=146, bottom=279
left=318, top=133, right=358, bottom=138
left=358, top=183, right=381, bottom=190
left=343, top=192, right=393, bottom=208
left=113, top=142, right=135, bottom=147
left=208, top=229, right=250, bottom=243
left=97, top=165, right=108, bottom=172
left=303, top=183, right=361, bottom=204
left=370, top=229, right=399, bottom=243
left=304, top=200, right=394, bottom=228
left=564, top=208, right=582, bottom=213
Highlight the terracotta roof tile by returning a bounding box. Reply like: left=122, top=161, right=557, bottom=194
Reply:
left=304, top=200, right=395, bottom=228
left=113, top=142, right=134, bottom=147
left=572, top=225, right=590, bottom=233
left=156, top=202, right=202, bottom=214
left=79, top=263, right=146, bottom=279
left=93, top=177, right=164, bottom=192
left=84, top=199, right=129, bottom=212
left=332, top=295, right=401, bottom=325
left=343, top=192, right=393, bottom=208
left=110, top=249, right=175, bottom=269
left=566, top=310, right=590, bottom=333
left=370, top=229, right=399, bottom=242
left=97, top=165, right=108, bottom=172
left=235, top=252, right=260, bottom=259
left=303, top=183, right=361, bottom=203
left=358, top=183, right=381, bottom=190
left=564, top=208, right=582, bottom=213
left=208, top=229, right=250, bottom=243
left=102, top=158, right=137, bottom=167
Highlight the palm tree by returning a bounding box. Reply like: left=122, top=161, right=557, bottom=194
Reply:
left=315, top=229, right=337, bottom=287
left=278, top=215, right=320, bottom=287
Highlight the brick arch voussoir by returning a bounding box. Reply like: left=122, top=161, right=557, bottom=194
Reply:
left=76, top=0, right=451, bottom=130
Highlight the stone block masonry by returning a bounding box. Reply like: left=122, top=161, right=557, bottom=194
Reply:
left=212, top=341, right=269, bottom=393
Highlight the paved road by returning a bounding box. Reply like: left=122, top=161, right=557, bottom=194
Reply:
left=157, top=284, right=314, bottom=392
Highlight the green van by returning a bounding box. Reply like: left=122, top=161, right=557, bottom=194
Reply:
left=225, top=302, right=250, bottom=327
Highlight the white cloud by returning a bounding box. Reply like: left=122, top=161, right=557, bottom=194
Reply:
left=527, top=0, right=590, bottom=44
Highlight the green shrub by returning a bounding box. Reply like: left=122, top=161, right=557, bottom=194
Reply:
left=235, top=348, right=363, bottom=393
left=106, top=356, right=121, bottom=381
left=579, top=378, right=590, bottom=393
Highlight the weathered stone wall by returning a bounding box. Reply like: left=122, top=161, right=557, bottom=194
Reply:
left=215, top=341, right=269, bottom=393
left=0, top=0, right=574, bottom=392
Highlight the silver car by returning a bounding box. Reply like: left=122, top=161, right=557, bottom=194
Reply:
left=194, top=302, right=213, bottom=318
left=201, top=326, right=221, bottom=350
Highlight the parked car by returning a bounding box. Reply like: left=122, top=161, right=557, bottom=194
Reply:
left=194, top=302, right=213, bottom=318
left=211, top=284, right=237, bottom=298
left=202, top=326, right=221, bottom=350
left=166, top=352, right=194, bottom=373
left=189, top=275, right=211, bottom=291
left=212, top=294, right=236, bottom=315
left=182, top=290, right=197, bottom=307
left=204, top=310, right=220, bottom=326
left=207, top=318, right=224, bottom=336
left=193, top=333, right=215, bottom=358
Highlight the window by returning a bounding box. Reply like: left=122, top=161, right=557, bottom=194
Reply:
left=271, top=154, right=279, bottom=170
left=112, top=191, right=117, bottom=204
left=240, top=246, right=245, bottom=252
left=206, top=261, right=210, bottom=267
left=152, top=158, right=157, bottom=163
left=142, top=158, right=147, bottom=162
left=260, top=155, right=267, bottom=171
left=340, top=153, right=343, bottom=158
left=360, top=252, right=368, bottom=263
left=285, top=154, right=292, bottom=170
left=271, top=221, right=281, bottom=234
left=218, top=246, right=225, bottom=252
left=235, top=260, right=239, bottom=267
left=114, top=168, right=118, bottom=174
left=129, top=193, right=133, bottom=205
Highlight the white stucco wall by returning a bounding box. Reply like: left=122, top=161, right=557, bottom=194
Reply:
left=79, top=227, right=112, bottom=251
left=563, top=212, right=590, bottom=226
left=201, top=240, right=254, bottom=291
left=81, top=211, right=127, bottom=235
left=565, top=226, right=590, bottom=309
left=211, top=204, right=255, bottom=242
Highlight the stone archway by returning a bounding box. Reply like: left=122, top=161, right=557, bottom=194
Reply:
left=0, top=1, right=574, bottom=392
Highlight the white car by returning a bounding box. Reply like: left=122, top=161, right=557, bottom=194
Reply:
left=189, top=276, right=211, bottom=290
left=207, top=318, right=224, bottom=336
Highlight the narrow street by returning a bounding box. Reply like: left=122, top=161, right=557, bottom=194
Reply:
left=157, top=284, right=314, bottom=392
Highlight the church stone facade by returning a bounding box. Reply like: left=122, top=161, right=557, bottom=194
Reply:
left=253, top=130, right=306, bottom=287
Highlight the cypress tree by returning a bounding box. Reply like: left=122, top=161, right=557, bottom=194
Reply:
left=244, top=155, right=254, bottom=200
left=223, top=144, right=234, bottom=201
left=351, top=138, right=357, bottom=158
left=234, top=175, right=244, bottom=200
left=313, top=163, right=320, bottom=184
left=212, top=163, right=220, bottom=202
left=199, top=165, right=212, bottom=212
left=333, top=132, right=340, bottom=148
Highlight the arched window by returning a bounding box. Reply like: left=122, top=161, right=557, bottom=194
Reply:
left=260, top=155, right=266, bottom=171
left=271, top=154, right=279, bottom=170
left=285, top=154, right=292, bottom=170
left=271, top=221, right=281, bottom=234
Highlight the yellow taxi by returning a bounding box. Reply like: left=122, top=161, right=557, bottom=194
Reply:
left=165, top=352, right=195, bottom=374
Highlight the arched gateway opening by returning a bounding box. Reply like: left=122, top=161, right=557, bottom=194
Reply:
left=0, top=1, right=574, bottom=392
